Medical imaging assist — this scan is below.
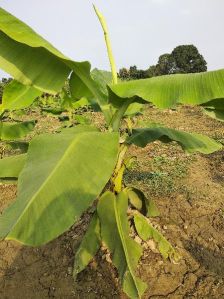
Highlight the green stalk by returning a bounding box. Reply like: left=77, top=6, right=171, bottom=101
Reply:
left=93, top=5, right=118, bottom=85
left=111, top=144, right=129, bottom=192
left=114, top=144, right=129, bottom=175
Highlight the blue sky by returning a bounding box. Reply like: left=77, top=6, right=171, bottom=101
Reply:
left=0, top=0, right=224, bottom=78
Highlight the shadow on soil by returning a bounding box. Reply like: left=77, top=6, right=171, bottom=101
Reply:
left=184, top=240, right=224, bottom=277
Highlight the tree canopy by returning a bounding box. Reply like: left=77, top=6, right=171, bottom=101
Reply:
left=119, top=45, right=207, bottom=80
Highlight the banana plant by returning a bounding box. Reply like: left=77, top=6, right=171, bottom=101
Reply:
left=0, top=79, right=40, bottom=143
left=0, top=5, right=224, bottom=299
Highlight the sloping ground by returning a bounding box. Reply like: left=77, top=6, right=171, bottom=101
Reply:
left=0, top=105, right=223, bottom=298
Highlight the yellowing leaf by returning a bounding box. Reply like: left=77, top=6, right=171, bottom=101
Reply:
left=134, top=214, right=179, bottom=261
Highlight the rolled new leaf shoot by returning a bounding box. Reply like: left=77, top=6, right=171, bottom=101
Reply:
left=134, top=213, right=179, bottom=261
left=73, top=212, right=101, bottom=279
left=97, top=191, right=147, bottom=299
left=93, top=6, right=118, bottom=85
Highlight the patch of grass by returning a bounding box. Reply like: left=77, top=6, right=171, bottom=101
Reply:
left=125, top=153, right=193, bottom=197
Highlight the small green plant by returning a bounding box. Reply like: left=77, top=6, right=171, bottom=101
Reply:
left=0, top=79, right=41, bottom=141
left=0, top=5, right=223, bottom=298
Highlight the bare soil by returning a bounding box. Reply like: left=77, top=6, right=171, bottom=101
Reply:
left=0, top=106, right=224, bottom=298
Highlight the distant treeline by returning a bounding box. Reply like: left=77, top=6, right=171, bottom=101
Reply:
left=119, top=44, right=207, bottom=81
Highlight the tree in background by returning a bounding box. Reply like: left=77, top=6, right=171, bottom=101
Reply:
left=119, top=67, right=130, bottom=80
left=119, top=45, right=207, bottom=80
left=153, top=53, right=176, bottom=76
left=171, top=45, right=207, bottom=74
left=119, top=65, right=148, bottom=81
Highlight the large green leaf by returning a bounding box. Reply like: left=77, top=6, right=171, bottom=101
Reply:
left=110, top=99, right=133, bottom=131
left=69, top=71, right=94, bottom=101
left=69, top=68, right=112, bottom=102
left=0, top=8, right=68, bottom=59
left=0, top=126, right=119, bottom=245
left=124, top=103, right=144, bottom=117
left=0, top=8, right=108, bottom=116
left=0, top=7, right=72, bottom=92
left=69, top=69, right=113, bottom=122
left=0, top=120, right=36, bottom=140
left=0, top=80, right=42, bottom=111
left=2, top=7, right=224, bottom=116
left=0, top=29, right=70, bottom=93
left=91, top=68, right=113, bottom=96
left=109, top=69, right=224, bottom=108
left=97, top=191, right=147, bottom=299
left=201, top=98, right=224, bottom=110
left=69, top=66, right=111, bottom=115
left=201, top=99, right=224, bottom=122
left=126, top=125, right=222, bottom=154
left=204, top=109, right=224, bottom=122
left=73, top=212, right=101, bottom=278
left=0, top=154, right=27, bottom=179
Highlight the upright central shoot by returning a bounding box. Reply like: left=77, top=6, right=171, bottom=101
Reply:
left=94, top=5, right=118, bottom=85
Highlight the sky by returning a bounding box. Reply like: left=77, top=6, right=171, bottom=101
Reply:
left=0, top=0, right=224, bottom=78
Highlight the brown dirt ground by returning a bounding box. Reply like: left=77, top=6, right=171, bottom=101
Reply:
left=0, top=105, right=224, bottom=299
